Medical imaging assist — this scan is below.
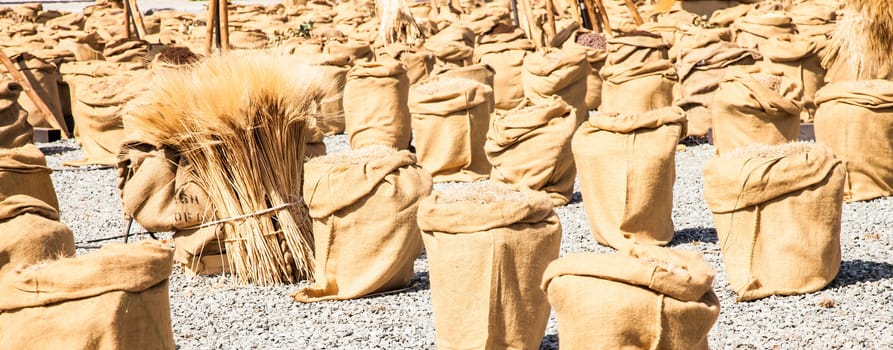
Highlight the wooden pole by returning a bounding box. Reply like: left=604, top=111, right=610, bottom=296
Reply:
left=544, top=0, right=557, bottom=46
left=622, top=0, right=644, bottom=26
left=582, top=0, right=599, bottom=32
left=129, top=0, right=148, bottom=39
left=591, top=0, right=611, bottom=34
left=206, top=0, right=218, bottom=55
left=0, top=48, right=70, bottom=138
left=519, top=0, right=542, bottom=51
left=123, top=0, right=132, bottom=39
left=219, top=0, right=230, bottom=53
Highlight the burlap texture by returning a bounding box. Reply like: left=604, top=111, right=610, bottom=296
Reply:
left=0, top=144, right=60, bottom=224
left=65, top=74, right=137, bottom=166
left=294, top=147, right=432, bottom=302
left=310, top=54, right=351, bottom=136
left=675, top=41, right=759, bottom=136
left=476, top=28, right=534, bottom=111
left=731, top=12, right=795, bottom=49
left=542, top=245, right=720, bottom=349
left=378, top=43, right=435, bottom=85
left=325, top=40, right=374, bottom=63
left=432, top=63, right=495, bottom=91
left=600, top=59, right=677, bottom=115
left=102, top=39, right=149, bottom=63
left=343, top=59, right=412, bottom=149
left=424, top=24, right=475, bottom=68
left=522, top=47, right=589, bottom=125
left=704, top=142, right=844, bottom=301
left=0, top=80, right=32, bottom=148
left=670, top=26, right=731, bottom=62
left=572, top=107, right=686, bottom=248
left=1, top=52, right=64, bottom=130
left=485, top=97, right=577, bottom=206
left=759, top=36, right=825, bottom=122
left=814, top=80, right=893, bottom=202
left=605, top=31, right=669, bottom=67
left=711, top=68, right=802, bottom=154
left=708, top=3, right=754, bottom=27
left=563, top=31, right=608, bottom=111
left=230, top=29, right=270, bottom=49
left=418, top=183, right=561, bottom=350
left=410, top=77, right=492, bottom=182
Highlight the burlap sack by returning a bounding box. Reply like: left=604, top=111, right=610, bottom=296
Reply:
left=704, top=142, right=844, bottom=301
left=711, top=68, right=802, bottom=154
left=410, top=77, right=492, bottom=182
left=605, top=31, right=669, bottom=67
left=522, top=47, right=589, bottom=125
left=431, top=63, right=496, bottom=91
left=542, top=245, right=720, bottom=349
left=424, top=24, right=475, bottom=68
left=343, top=59, right=412, bottom=149
left=0, top=144, right=60, bottom=222
left=0, top=52, right=64, bottom=130
left=814, top=80, right=893, bottom=202
left=572, top=107, right=686, bottom=248
left=0, top=81, right=32, bottom=148
left=102, top=39, right=149, bottom=63
left=294, top=147, right=432, bottom=302
left=675, top=41, right=760, bottom=136
left=230, top=29, right=270, bottom=49
left=485, top=97, right=577, bottom=206
left=600, top=59, right=677, bottom=115
left=308, top=53, right=351, bottom=136
left=708, top=3, right=754, bottom=27
left=65, top=74, right=138, bottom=166
left=670, top=26, right=731, bottom=62
left=563, top=31, right=608, bottom=111
left=378, top=43, right=435, bottom=85
left=732, top=12, right=795, bottom=49
left=418, top=182, right=561, bottom=350
left=475, top=27, right=534, bottom=111
left=789, top=0, right=837, bottom=39
left=325, top=40, right=374, bottom=63
left=759, top=36, right=825, bottom=121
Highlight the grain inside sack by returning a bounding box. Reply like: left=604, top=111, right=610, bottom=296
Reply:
left=711, top=67, right=802, bottom=155
left=344, top=58, right=412, bottom=150
left=541, top=245, right=721, bottom=349
left=293, top=146, right=432, bottom=302
left=814, top=80, right=893, bottom=202
left=417, top=181, right=561, bottom=350
left=572, top=106, right=686, bottom=249
left=522, top=46, right=590, bottom=125
left=410, top=76, right=492, bottom=182
left=485, top=96, right=577, bottom=206
left=704, top=142, right=845, bottom=301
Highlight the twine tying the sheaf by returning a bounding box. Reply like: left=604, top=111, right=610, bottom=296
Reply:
left=182, top=201, right=301, bottom=230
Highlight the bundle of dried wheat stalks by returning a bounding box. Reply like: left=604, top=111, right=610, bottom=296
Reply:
left=126, top=53, right=329, bottom=285
left=377, top=0, right=425, bottom=46
left=834, top=0, right=893, bottom=78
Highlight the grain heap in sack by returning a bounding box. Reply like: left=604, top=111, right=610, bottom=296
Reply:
left=814, top=80, right=893, bottom=202
left=599, top=31, right=677, bottom=116
left=418, top=181, right=561, bottom=350
left=410, top=76, right=493, bottom=182
left=0, top=79, right=175, bottom=349
left=124, top=53, right=326, bottom=285
left=294, top=146, right=432, bottom=302
left=522, top=46, right=590, bottom=125
left=485, top=96, right=577, bottom=206
left=711, top=67, right=802, bottom=154
left=344, top=58, right=412, bottom=150
left=542, top=245, right=721, bottom=350
left=573, top=106, right=686, bottom=248
left=704, top=142, right=845, bottom=301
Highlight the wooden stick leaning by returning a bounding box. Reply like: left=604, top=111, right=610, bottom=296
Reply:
left=0, top=48, right=70, bottom=137
left=129, top=0, right=148, bottom=39
left=519, top=0, right=542, bottom=50
left=544, top=0, right=558, bottom=46
left=622, top=0, right=644, bottom=26
left=590, top=0, right=611, bottom=34
left=123, top=0, right=132, bottom=39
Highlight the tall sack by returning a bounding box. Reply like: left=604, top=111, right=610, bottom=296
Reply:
left=711, top=68, right=802, bottom=154
left=563, top=31, right=608, bottom=111
left=418, top=182, right=561, bottom=350
left=294, top=147, right=432, bottom=302
left=475, top=27, right=534, bottom=111
left=0, top=80, right=32, bottom=148
left=65, top=74, right=139, bottom=166
left=814, top=80, right=893, bottom=202
left=704, top=142, right=844, bottom=301
left=410, top=77, right=492, bottom=182
left=1, top=52, right=64, bottom=129
left=541, top=245, right=720, bottom=350
left=343, top=59, right=412, bottom=149
left=522, top=47, right=590, bottom=125
left=311, top=53, right=352, bottom=136
left=760, top=36, right=826, bottom=121
left=600, top=59, right=677, bottom=115
left=485, top=97, right=577, bottom=206
left=572, top=107, right=686, bottom=248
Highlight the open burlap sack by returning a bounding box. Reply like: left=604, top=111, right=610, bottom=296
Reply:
left=64, top=74, right=140, bottom=166
left=814, top=80, right=893, bottom=202
left=410, top=77, right=492, bottom=182
left=343, top=59, right=411, bottom=149
left=475, top=27, right=534, bottom=111
left=600, top=59, right=677, bottom=116
left=294, top=146, right=432, bottom=302
left=732, top=12, right=795, bottom=49
left=378, top=43, right=435, bottom=85
left=0, top=52, right=64, bottom=130
left=760, top=36, right=825, bottom=122
left=675, top=41, right=760, bottom=136
left=711, top=68, right=802, bottom=154
left=418, top=182, right=561, bottom=350
left=485, top=97, right=577, bottom=206
left=542, top=245, right=720, bottom=349
left=572, top=107, right=686, bottom=248
left=704, top=142, right=844, bottom=301
left=0, top=81, right=32, bottom=148
left=522, top=47, right=589, bottom=125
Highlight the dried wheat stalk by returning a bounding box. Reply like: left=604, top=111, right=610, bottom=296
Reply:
left=377, top=0, right=425, bottom=46
left=834, top=0, right=893, bottom=78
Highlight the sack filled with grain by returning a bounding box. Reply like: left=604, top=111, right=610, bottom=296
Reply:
left=600, top=59, right=677, bottom=116
left=475, top=24, right=534, bottom=111
left=418, top=182, right=561, bottom=350
left=814, top=80, right=893, bottom=202
left=343, top=59, right=412, bottom=150
left=759, top=36, right=825, bottom=121
left=378, top=43, right=435, bottom=85
left=711, top=67, right=802, bottom=154
left=485, top=97, right=577, bottom=206
left=563, top=31, right=607, bottom=112
left=704, top=142, right=845, bottom=301
left=572, top=107, right=686, bottom=248
left=541, top=245, right=720, bottom=349
left=64, top=73, right=142, bottom=166
left=675, top=41, right=760, bottom=136
left=0, top=52, right=64, bottom=130
left=293, top=146, right=432, bottom=302
left=522, top=47, right=589, bottom=125
left=410, top=77, right=492, bottom=182
left=731, top=11, right=795, bottom=49
left=0, top=81, right=32, bottom=148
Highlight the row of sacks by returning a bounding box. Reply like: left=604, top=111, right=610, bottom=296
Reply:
left=0, top=80, right=175, bottom=349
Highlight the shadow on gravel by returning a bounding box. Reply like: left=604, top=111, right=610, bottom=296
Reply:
left=408, top=271, right=430, bottom=291
left=539, top=334, right=558, bottom=350
left=39, top=145, right=77, bottom=155
left=828, top=260, right=893, bottom=289
left=568, top=192, right=583, bottom=204
left=669, top=227, right=718, bottom=245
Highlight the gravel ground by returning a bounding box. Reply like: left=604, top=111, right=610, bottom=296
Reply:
left=39, top=134, right=893, bottom=350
